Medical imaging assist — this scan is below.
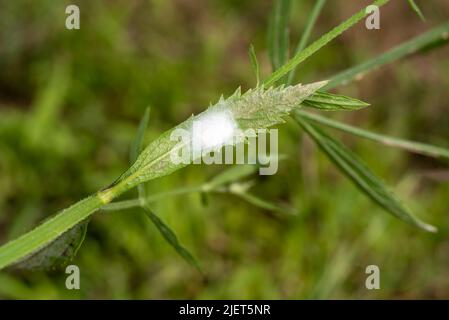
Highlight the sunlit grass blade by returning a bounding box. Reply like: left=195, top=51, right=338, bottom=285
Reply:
left=295, top=114, right=436, bottom=232
left=407, top=0, right=425, bottom=22
left=267, top=0, right=291, bottom=72
left=296, top=110, right=449, bottom=161
left=142, top=205, right=202, bottom=273
left=248, top=44, right=261, bottom=87
left=325, top=22, right=449, bottom=90
left=287, top=0, right=327, bottom=85
left=264, top=0, right=390, bottom=87
left=303, top=91, right=370, bottom=111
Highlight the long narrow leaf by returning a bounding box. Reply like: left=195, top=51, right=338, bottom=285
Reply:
left=129, top=109, right=202, bottom=272
left=407, top=0, right=425, bottom=21
left=13, top=221, right=89, bottom=270
left=248, top=44, right=261, bottom=87
left=297, top=110, right=449, bottom=161
left=0, top=195, right=104, bottom=270
left=142, top=205, right=202, bottom=273
left=325, top=22, right=449, bottom=90
left=267, top=0, right=291, bottom=72
left=295, top=113, right=436, bottom=232
left=264, top=0, right=390, bottom=87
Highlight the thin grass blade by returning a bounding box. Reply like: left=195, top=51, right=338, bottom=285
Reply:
left=325, top=22, right=449, bottom=90
left=295, top=114, right=436, bottom=232
left=296, top=110, right=449, bottom=161
left=287, top=0, right=327, bottom=84
left=142, top=205, right=202, bottom=273
left=264, top=0, right=390, bottom=87
left=248, top=44, right=261, bottom=87
left=407, top=0, right=425, bottom=21
left=267, top=0, right=291, bottom=72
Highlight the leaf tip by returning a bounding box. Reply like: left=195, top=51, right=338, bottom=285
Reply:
left=422, top=223, right=437, bottom=233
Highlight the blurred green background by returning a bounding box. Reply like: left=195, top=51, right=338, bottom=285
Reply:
left=0, top=0, right=448, bottom=299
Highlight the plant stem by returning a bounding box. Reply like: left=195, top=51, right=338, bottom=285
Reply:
left=264, top=0, right=390, bottom=87
left=324, top=21, right=449, bottom=90
left=0, top=0, right=392, bottom=271
left=102, top=186, right=204, bottom=211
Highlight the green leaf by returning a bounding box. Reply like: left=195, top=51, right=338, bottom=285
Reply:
left=296, top=110, right=449, bottom=161
left=407, top=0, right=425, bottom=22
left=248, top=44, right=261, bottom=87
left=267, top=0, right=291, bottom=72
left=303, top=91, right=370, bottom=111
left=325, top=22, right=449, bottom=90
left=0, top=0, right=398, bottom=271
left=129, top=108, right=203, bottom=272
left=0, top=82, right=328, bottom=271
left=287, top=0, right=327, bottom=84
left=13, top=220, right=89, bottom=270
left=0, top=195, right=103, bottom=271
left=10, top=94, right=150, bottom=272
left=142, top=205, right=202, bottom=273
left=118, top=81, right=325, bottom=191
left=264, top=0, right=390, bottom=87
left=295, top=114, right=436, bottom=232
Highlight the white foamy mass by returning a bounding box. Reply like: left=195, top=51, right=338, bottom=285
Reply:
left=191, top=109, right=238, bottom=153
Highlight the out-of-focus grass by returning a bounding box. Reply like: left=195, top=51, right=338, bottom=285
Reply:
left=0, top=0, right=448, bottom=299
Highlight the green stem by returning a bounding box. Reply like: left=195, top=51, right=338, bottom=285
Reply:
left=324, top=21, right=449, bottom=90
left=102, top=186, right=204, bottom=211
left=264, top=0, right=390, bottom=87
left=0, top=0, right=393, bottom=271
